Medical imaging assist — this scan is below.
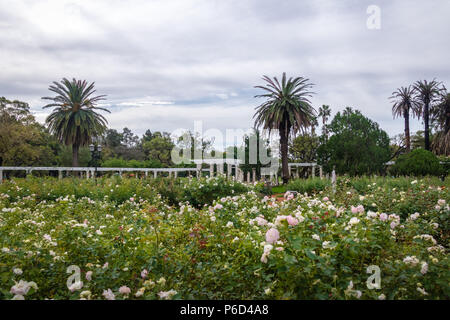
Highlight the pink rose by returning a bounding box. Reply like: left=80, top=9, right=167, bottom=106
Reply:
left=265, top=228, right=280, bottom=244
left=141, top=269, right=148, bottom=279
left=119, top=286, right=131, bottom=295
left=351, top=206, right=358, bottom=214
left=286, top=216, right=299, bottom=226
left=379, top=213, right=388, bottom=221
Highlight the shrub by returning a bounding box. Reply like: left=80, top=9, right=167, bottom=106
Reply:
left=101, top=158, right=163, bottom=168
left=177, top=176, right=248, bottom=208
left=390, top=149, right=444, bottom=176
left=286, top=178, right=331, bottom=194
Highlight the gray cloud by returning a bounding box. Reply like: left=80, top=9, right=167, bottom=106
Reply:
left=1, top=0, right=449, bottom=144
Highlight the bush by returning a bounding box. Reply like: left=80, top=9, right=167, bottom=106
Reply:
left=101, top=158, right=163, bottom=168
left=176, top=176, right=248, bottom=208
left=390, top=149, right=444, bottom=177
left=286, top=178, right=331, bottom=194
left=0, top=176, right=448, bottom=299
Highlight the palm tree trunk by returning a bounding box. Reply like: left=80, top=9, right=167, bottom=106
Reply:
left=72, top=143, right=80, bottom=167
left=279, top=128, right=289, bottom=184
left=404, top=109, right=411, bottom=152
left=424, top=103, right=430, bottom=150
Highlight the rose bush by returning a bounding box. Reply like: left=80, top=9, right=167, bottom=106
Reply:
left=0, top=176, right=448, bottom=299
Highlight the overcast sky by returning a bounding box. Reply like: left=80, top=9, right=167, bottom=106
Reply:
left=1, top=0, right=449, bottom=148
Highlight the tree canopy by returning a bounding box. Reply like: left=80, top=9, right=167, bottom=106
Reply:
left=317, top=108, right=391, bottom=175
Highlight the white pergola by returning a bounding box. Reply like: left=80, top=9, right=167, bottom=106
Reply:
left=288, top=163, right=324, bottom=179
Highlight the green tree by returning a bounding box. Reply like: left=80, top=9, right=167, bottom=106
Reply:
left=0, top=97, right=57, bottom=166
left=289, top=133, right=319, bottom=163
left=42, top=78, right=110, bottom=167
left=142, top=129, right=153, bottom=143
left=254, top=72, right=316, bottom=184
left=143, top=133, right=174, bottom=166
left=413, top=79, right=446, bottom=151
left=411, top=130, right=427, bottom=150
left=317, top=108, right=390, bottom=175
left=390, top=86, right=420, bottom=152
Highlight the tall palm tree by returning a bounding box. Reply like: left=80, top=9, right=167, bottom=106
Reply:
left=318, top=105, right=331, bottom=138
left=413, top=79, right=446, bottom=151
left=42, top=78, right=109, bottom=167
left=310, top=117, right=319, bottom=136
left=389, top=86, right=420, bottom=152
left=431, top=93, right=450, bottom=155
left=254, top=72, right=316, bottom=184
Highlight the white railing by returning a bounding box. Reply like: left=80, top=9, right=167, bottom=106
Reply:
left=0, top=166, right=206, bottom=182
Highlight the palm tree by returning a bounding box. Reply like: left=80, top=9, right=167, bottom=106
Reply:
left=254, top=73, right=316, bottom=184
left=318, top=105, right=331, bottom=138
left=310, top=117, right=319, bottom=136
left=431, top=93, right=450, bottom=155
left=413, top=79, right=446, bottom=151
left=389, top=86, right=420, bottom=152
left=42, top=78, right=109, bottom=167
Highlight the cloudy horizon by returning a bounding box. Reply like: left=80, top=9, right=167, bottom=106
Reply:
left=1, top=0, right=449, bottom=148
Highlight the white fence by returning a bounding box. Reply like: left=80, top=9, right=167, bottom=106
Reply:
left=0, top=166, right=205, bottom=183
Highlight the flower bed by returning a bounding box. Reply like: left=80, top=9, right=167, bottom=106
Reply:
left=0, top=177, right=448, bottom=299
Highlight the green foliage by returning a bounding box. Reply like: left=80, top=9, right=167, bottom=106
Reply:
left=175, top=176, right=248, bottom=208
left=438, top=156, right=450, bottom=175
left=101, top=158, right=162, bottom=168
left=289, top=134, right=319, bottom=163
left=0, top=176, right=448, bottom=300
left=390, top=149, right=444, bottom=176
left=57, top=145, right=92, bottom=167
left=0, top=97, right=58, bottom=166
left=142, top=133, right=174, bottom=166
left=286, top=178, right=331, bottom=194
left=317, top=108, right=391, bottom=176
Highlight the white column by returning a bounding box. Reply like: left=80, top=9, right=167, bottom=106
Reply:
left=174, top=171, right=178, bottom=178
left=153, top=171, right=157, bottom=178
left=58, top=170, right=62, bottom=180
left=209, top=164, right=214, bottom=177
left=217, top=163, right=223, bottom=175
left=331, top=168, right=336, bottom=193
left=227, top=163, right=232, bottom=179
left=0, top=169, right=2, bottom=183
left=246, top=171, right=250, bottom=183
left=145, top=171, right=148, bottom=178
left=319, top=166, right=323, bottom=179
left=312, top=165, right=315, bottom=178
left=252, top=168, right=256, bottom=183
left=196, top=163, right=202, bottom=178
